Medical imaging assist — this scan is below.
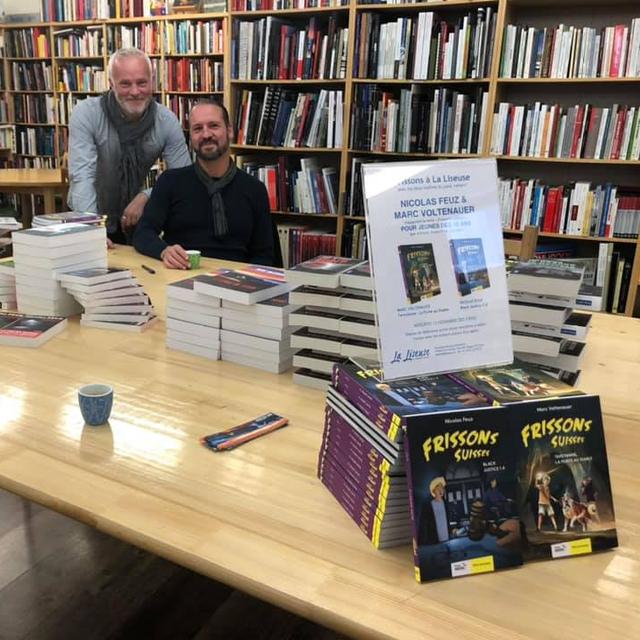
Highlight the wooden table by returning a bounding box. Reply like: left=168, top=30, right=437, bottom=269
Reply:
left=1, top=247, right=639, bottom=640
left=0, top=168, right=67, bottom=227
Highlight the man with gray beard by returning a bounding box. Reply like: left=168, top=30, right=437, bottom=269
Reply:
left=68, top=48, right=190, bottom=244
left=133, top=100, right=274, bottom=268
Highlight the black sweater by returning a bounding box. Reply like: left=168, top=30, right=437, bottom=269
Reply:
left=133, top=165, right=274, bottom=265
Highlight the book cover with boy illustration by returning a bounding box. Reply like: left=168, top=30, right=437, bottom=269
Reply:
left=398, top=243, right=441, bottom=304
left=449, top=238, right=490, bottom=296
left=404, top=406, right=523, bottom=582
left=510, top=395, right=618, bottom=561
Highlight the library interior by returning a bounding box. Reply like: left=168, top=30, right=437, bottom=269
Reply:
left=1, top=1, right=639, bottom=639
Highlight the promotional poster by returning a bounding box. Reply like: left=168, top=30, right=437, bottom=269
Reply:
left=362, top=159, right=512, bottom=380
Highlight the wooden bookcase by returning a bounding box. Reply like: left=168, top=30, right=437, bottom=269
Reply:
left=1, top=0, right=639, bottom=315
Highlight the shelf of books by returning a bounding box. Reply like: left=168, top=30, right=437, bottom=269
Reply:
left=0, top=11, right=228, bottom=164
left=1, top=0, right=639, bottom=314
left=493, top=0, right=640, bottom=316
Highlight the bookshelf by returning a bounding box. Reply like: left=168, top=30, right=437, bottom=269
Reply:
left=1, top=0, right=639, bottom=314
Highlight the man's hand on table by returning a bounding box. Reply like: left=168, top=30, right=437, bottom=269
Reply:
left=161, top=244, right=190, bottom=269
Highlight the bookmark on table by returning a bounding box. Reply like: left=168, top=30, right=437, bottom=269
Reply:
left=201, top=413, right=289, bottom=452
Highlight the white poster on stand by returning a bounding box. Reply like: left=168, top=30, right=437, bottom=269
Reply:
left=362, top=158, right=513, bottom=380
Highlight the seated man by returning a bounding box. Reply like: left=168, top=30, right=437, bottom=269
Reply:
left=133, top=100, right=274, bottom=268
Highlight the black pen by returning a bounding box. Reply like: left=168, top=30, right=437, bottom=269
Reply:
left=141, top=264, right=156, bottom=274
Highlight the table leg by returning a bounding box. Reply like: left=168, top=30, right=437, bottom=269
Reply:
left=43, top=189, right=56, bottom=214
left=19, top=194, right=33, bottom=229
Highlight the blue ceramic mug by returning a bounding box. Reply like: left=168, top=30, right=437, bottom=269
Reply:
left=78, top=384, right=113, bottom=426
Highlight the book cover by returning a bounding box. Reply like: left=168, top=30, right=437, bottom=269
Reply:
left=404, top=406, right=523, bottom=582
left=286, top=255, right=364, bottom=288
left=449, top=238, right=490, bottom=296
left=447, top=360, right=582, bottom=404
left=510, top=396, right=618, bottom=561
left=58, top=267, right=132, bottom=286
left=0, top=312, right=67, bottom=347
left=398, top=243, right=441, bottom=304
left=194, top=265, right=291, bottom=304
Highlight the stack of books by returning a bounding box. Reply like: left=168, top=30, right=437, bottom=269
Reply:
left=286, top=256, right=378, bottom=390
left=508, top=260, right=589, bottom=384
left=57, top=267, right=157, bottom=332
left=319, top=359, right=590, bottom=555
left=11, top=223, right=107, bottom=317
left=32, top=211, right=103, bottom=227
left=0, top=216, right=21, bottom=233
left=0, top=258, right=17, bottom=311
left=166, top=274, right=222, bottom=360
left=190, top=265, right=295, bottom=373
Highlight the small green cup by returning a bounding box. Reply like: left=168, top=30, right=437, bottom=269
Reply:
left=186, top=250, right=201, bottom=270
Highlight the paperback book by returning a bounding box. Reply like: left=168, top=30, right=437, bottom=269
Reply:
left=194, top=265, right=292, bottom=304
left=0, top=312, right=67, bottom=347
left=510, top=396, right=618, bottom=561
left=404, top=406, right=523, bottom=582
left=285, top=255, right=364, bottom=288
left=449, top=238, right=491, bottom=296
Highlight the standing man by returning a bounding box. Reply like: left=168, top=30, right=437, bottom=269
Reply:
left=68, top=48, right=191, bottom=243
left=133, top=100, right=274, bottom=268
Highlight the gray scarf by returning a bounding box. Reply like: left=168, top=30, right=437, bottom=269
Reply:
left=97, top=91, right=158, bottom=233
left=193, top=160, right=237, bottom=238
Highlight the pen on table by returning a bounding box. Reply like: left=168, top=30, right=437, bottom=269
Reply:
left=141, top=264, right=156, bottom=275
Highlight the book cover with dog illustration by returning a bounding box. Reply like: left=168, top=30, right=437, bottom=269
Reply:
left=398, top=243, right=441, bottom=304
left=510, top=395, right=618, bottom=561
left=449, top=238, right=490, bottom=296
left=404, top=405, right=523, bottom=582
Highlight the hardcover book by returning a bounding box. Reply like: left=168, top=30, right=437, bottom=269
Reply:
left=398, top=243, right=441, bottom=304
left=449, top=238, right=490, bottom=296
left=404, top=406, right=523, bottom=582
left=510, top=396, right=618, bottom=561
left=194, top=266, right=292, bottom=304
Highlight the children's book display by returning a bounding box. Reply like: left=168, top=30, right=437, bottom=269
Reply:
left=11, top=223, right=107, bottom=317
left=319, top=360, right=618, bottom=582
left=507, top=259, right=590, bottom=384
left=58, top=267, right=157, bottom=332
left=361, top=158, right=513, bottom=380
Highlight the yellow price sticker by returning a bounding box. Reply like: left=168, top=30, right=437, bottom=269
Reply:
left=451, top=555, right=495, bottom=578
left=551, top=538, right=593, bottom=559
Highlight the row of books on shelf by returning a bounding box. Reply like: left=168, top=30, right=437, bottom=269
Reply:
left=41, top=0, right=170, bottom=23
left=229, top=0, right=347, bottom=9
left=498, top=179, right=640, bottom=239
left=232, top=15, right=348, bottom=81
left=235, top=87, right=343, bottom=148
left=0, top=125, right=15, bottom=151
left=164, top=59, right=223, bottom=92
left=500, top=19, right=640, bottom=80
left=58, top=65, right=107, bottom=93
left=341, top=221, right=368, bottom=260
left=277, top=225, right=336, bottom=269
left=11, top=63, right=53, bottom=93
left=11, top=95, right=55, bottom=126
left=490, top=102, right=640, bottom=162
left=15, top=126, right=55, bottom=157
left=350, top=85, right=488, bottom=154
left=164, top=19, right=225, bottom=56
left=353, top=7, right=496, bottom=81
left=4, top=27, right=50, bottom=59
left=109, top=23, right=162, bottom=54
left=53, top=26, right=104, bottom=58
left=238, top=155, right=338, bottom=215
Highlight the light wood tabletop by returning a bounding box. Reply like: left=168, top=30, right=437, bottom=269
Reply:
left=1, top=247, right=639, bottom=640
